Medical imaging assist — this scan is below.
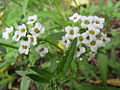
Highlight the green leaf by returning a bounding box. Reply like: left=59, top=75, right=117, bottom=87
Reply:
left=105, top=36, right=120, bottom=50
left=26, top=74, right=49, bottom=83
left=20, top=77, right=30, bottom=90
left=16, top=71, right=30, bottom=76
left=97, top=50, right=108, bottom=86
left=58, top=38, right=77, bottom=74
left=22, top=0, right=29, bottom=16
left=29, top=67, right=53, bottom=80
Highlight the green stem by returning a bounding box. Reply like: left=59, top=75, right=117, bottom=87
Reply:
left=0, top=42, right=18, bottom=49
left=38, top=38, right=63, bottom=52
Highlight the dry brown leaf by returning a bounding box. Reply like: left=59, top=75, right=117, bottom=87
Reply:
left=89, top=80, right=102, bottom=84
left=107, top=79, right=120, bottom=86
left=89, top=79, right=120, bottom=86
left=71, top=0, right=90, bottom=7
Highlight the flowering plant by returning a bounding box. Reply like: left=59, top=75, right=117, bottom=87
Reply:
left=2, top=15, right=48, bottom=57
left=1, top=13, right=111, bottom=89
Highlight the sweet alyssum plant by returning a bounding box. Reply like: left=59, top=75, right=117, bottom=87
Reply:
left=2, top=15, right=48, bottom=57
left=1, top=13, right=111, bottom=89
left=60, top=13, right=110, bottom=60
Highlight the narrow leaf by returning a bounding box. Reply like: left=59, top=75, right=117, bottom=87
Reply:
left=22, top=0, right=29, bottom=16
left=58, top=38, right=77, bottom=74
left=97, top=50, right=108, bottom=86
left=26, top=74, right=49, bottom=83
left=29, top=67, right=53, bottom=80
left=20, top=77, right=30, bottom=90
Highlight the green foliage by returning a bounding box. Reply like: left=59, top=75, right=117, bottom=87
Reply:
left=0, top=0, right=120, bottom=89
left=97, top=50, right=108, bottom=86
left=58, top=38, right=77, bottom=74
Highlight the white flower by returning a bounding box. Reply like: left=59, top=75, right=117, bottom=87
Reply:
left=65, top=26, right=79, bottom=39
left=2, top=32, right=9, bottom=40
left=69, top=13, right=81, bottom=23
left=30, top=22, right=45, bottom=37
left=12, top=31, right=22, bottom=41
left=101, top=33, right=110, bottom=46
left=2, top=26, right=14, bottom=40
left=93, top=16, right=105, bottom=29
left=18, top=40, right=30, bottom=55
left=61, top=36, right=71, bottom=48
left=86, top=26, right=100, bottom=36
left=87, top=52, right=96, bottom=61
left=18, top=24, right=27, bottom=36
left=27, top=35, right=37, bottom=46
left=88, top=36, right=103, bottom=52
left=5, top=26, right=13, bottom=33
left=76, top=45, right=86, bottom=57
left=77, top=32, right=88, bottom=45
left=35, top=45, right=48, bottom=57
left=27, top=15, right=37, bottom=24
left=81, top=16, right=93, bottom=28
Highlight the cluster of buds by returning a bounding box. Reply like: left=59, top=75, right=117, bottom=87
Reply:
left=2, top=15, right=48, bottom=57
left=61, top=13, right=110, bottom=60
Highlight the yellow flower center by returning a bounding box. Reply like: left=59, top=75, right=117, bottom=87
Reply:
left=30, top=19, right=34, bottom=21
left=89, top=30, right=95, bottom=35
left=91, top=41, right=96, bottom=45
left=73, top=16, right=77, bottom=19
left=22, top=45, right=27, bottom=49
left=30, top=37, right=34, bottom=42
left=70, top=30, right=74, bottom=35
left=34, top=28, right=40, bottom=33
left=84, top=20, right=90, bottom=24
left=21, top=28, right=25, bottom=32
left=96, top=20, right=100, bottom=24
left=79, top=36, right=84, bottom=41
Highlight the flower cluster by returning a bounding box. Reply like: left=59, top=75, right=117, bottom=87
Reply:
left=2, top=15, right=48, bottom=57
left=61, top=13, right=110, bottom=60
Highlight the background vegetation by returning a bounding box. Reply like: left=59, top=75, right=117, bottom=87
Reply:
left=0, top=0, right=120, bottom=90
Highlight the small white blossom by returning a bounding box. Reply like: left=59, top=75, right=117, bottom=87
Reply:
left=12, top=31, right=22, bottom=41
left=18, top=40, right=30, bottom=55
left=93, top=16, right=105, bottom=29
left=81, top=16, right=93, bottom=28
left=69, top=13, right=81, bottom=23
left=35, top=45, right=48, bottom=57
left=30, top=22, right=45, bottom=37
left=86, top=26, right=100, bottom=36
left=101, top=33, right=110, bottom=46
left=5, top=26, right=13, bottom=33
left=18, top=24, right=27, bottom=36
left=65, top=26, right=79, bottom=39
left=87, top=52, right=96, bottom=61
left=2, top=26, right=14, bottom=40
left=61, top=36, right=71, bottom=48
left=76, top=45, right=86, bottom=57
left=27, top=15, right=37, bottom=24
left=77, top=33, right=88, bottom=45
left=27, top=35, right=37, bottom=46
left=88, top=36, right=103, bottom=52
left=2, top=32, right=9, bottom=40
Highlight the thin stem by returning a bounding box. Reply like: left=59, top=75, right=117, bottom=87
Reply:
left=38, top=38, right=63, bottom=52
left=0, top=42, right=18, bottom=49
